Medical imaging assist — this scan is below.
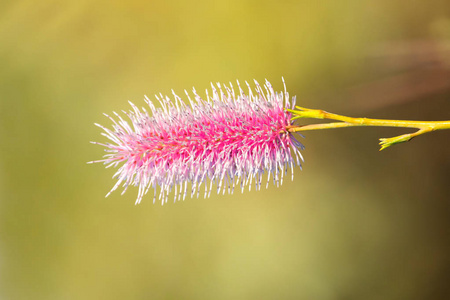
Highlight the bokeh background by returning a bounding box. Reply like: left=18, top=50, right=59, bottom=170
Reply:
left=1, top=0, right=449, bottom=299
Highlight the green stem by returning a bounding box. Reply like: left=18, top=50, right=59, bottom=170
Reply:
left=286, top=106, right=450, bottom=151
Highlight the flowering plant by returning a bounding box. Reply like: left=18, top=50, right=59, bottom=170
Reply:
left=89, top=79, right=450, bottom=204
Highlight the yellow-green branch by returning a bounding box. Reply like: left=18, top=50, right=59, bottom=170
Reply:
left=286, top=106, right=450, bottom=151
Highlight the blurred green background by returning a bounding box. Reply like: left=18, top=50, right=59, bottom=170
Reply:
left=1, top=0, right=449, bottom=299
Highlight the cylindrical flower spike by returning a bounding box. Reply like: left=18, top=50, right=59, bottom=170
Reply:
left=89, top=79, right=304, bottom=204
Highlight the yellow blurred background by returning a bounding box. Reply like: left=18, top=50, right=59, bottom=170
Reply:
left=1, top=0, right=449, bottom=299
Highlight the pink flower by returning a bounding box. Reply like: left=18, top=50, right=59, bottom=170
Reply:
left=89, top=79, right=304, bottom=204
